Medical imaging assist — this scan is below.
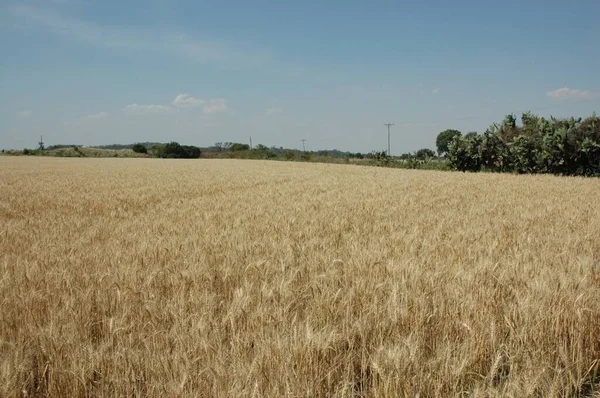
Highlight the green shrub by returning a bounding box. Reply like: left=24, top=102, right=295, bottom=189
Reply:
left=230, top=143, right=250, bottom=151
left=446, top=113, right=600, bottom=176
left=284, top=150, right=296, bottom=160
left=131, top=143, right=147, bottom=154
left=157, top=142, right=201, bottom=159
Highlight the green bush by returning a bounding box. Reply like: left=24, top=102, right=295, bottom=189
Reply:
left=446, top=113, right=600, bottom=176
left=131, top=143, right=147, bottom=154
left=284, top=150, right=296, bottom=160
left=157, top=142, right=201, bottom=159
left=230, top=143, right=250, bottom=151
left=436, top=129, right=462, bottom=156
left=300, top=152, right=312, bottom=161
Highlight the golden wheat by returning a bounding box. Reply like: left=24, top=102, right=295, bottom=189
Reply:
left=1, top=157, right=599, bottom=397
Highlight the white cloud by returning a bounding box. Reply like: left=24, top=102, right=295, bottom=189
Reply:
left=432, top=88, right=440, bottom=95
left=15, top=110, right=32, bottom=119
left=172, top=93, right=205, bottom=108
left=547, top=87, right=595, bottom=100
left=123, top=104, right=171, bottom=115
left=203, top=99, right=227, bottom=114
left=125, top=96, right=227, bottom=115
left=81, top=111, right=108, bottom=120
left=265, top=107, right=282, bottom=116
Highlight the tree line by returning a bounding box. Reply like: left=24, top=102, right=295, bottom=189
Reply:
left=437, top=113, right=600, bottom=176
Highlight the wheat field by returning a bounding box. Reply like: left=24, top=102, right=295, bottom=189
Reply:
left=1, top=157, right=599, bottom=397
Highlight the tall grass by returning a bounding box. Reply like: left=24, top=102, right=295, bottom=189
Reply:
left=1, top=157, right=599, bottom=397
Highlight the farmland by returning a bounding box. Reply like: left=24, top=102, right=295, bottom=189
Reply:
left=1, top=157, right=599, bottom=397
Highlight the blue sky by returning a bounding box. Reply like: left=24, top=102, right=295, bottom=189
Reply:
left=1, top=0, right=599, bottom=153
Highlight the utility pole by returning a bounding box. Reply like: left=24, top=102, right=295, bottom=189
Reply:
left=249, top=136, right=253, bottom=150
left=38, top=135, right=45, bottom=151
left=301, top=139, right=307, bottom=152
left=384, top=123, right=394, bottom=157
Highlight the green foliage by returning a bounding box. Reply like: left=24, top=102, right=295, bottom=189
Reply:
left=300, top=152, right=312, bottom=161
left=414, top=148, right=436, bottom=160
left=131, top=143, right=148, bottom=154
left=284, top=149, right=296, bottom=160
left=447, top=134, right=481, bottom=172
left=23, top=148, right=31, bottom=155
left=446, top=113, right=600, bottom=176
left=370, top=151, right=390, bottom=166
left=436, top=129, right=462, bottom=155
left=253, top=144, right=277, bottom=159
left=230, top=143, right=250, bottom=151
left=157, top=142, right=201, bottom=159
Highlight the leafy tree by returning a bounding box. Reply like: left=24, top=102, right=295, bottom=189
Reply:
left=371, top=150, right=390, bottom=165
left=300, top=152, right=312, bottom=161
left=131, top=143, right=147, bottom=154
left=415, top=148, right=435, bottom=160
left=230, top=143, right=250, bottom=151
left=436, top=129, right=462, bottom=155
left=447, top=135, right=481, bottom=172
left=445, top=112, right=600, bottom=176
left=181, top=145, right=201, bottom=158
left=157, top=142, right=201, bottom=158
left=480, top=131, right=509, bottom=172
left=284, top=149, right=296, bottom=160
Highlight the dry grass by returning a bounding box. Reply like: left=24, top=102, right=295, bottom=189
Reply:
left=1, top=157, right=599, bottom=397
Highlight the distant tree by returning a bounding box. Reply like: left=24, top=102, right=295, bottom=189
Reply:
left=131, top=143, right=147, bottom=154
left=215, top=142, right=223, bottom=152
left=157, top=142, right=201, bottom=158
left=230, top=143, right=250, bottom=151
left=182, top=145, right=201, bottom=158
left=284, top=149, right=296, bottom=160
left=465, top=132, right=479, bottom=139
left=436, top=129, right=462, bottom=155
left=415, top=148, right=436, bottom=160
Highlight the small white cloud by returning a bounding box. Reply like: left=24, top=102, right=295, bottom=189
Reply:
left=547, top=87, right=595, bottom=100
left=81, top=111, right=108, bottom=120
left=265, top=107, right=282, bottom=116
left=432, top=88, right=440, bottom=95
left=203, top=99, right=227, bottom=114
left=172, top=93, right=227, bottom=113
left=123, top=104, right=171, bottom=114
left=172, top=93, right=205, bottom=108
left=15, top=110, right=32, bottom=119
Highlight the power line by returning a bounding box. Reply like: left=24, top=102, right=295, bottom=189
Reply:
left=384, top=123, right=394, bottom=156
left=300, top=139, right=307, bottom=152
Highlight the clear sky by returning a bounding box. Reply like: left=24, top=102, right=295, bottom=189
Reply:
left=1, top=0, right=599, bottom=153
